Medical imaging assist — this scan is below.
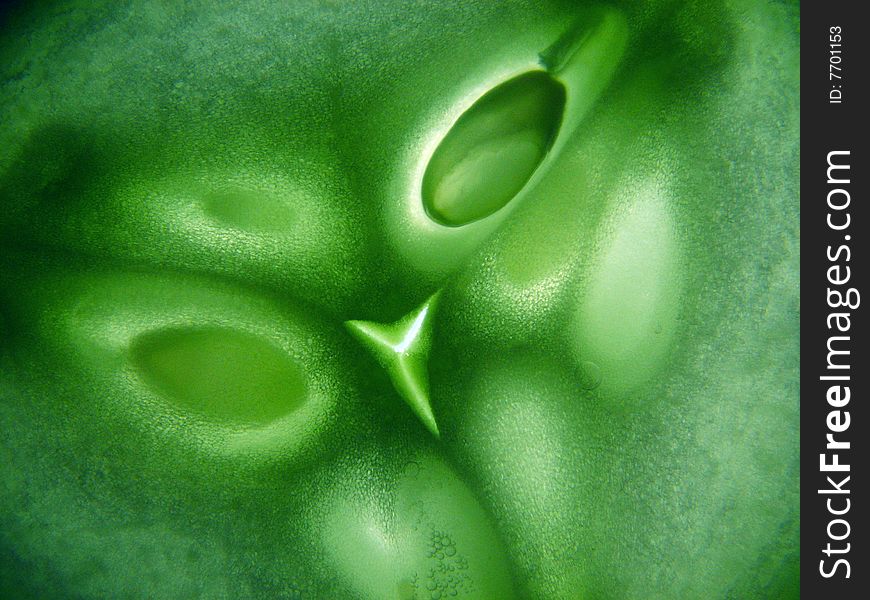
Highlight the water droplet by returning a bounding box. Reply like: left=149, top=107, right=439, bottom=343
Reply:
left=131, top=327, right=307, bottom=424
left=404, top=461, right=421, bottom=478
left=397, top=578, right=416, bottom=600
left=422, top=71, right=565, bottom=226
left=579, top=361, right=602, bottom=390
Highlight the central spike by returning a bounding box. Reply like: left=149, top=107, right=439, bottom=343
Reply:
left=345, top=292, right=441, bottom=437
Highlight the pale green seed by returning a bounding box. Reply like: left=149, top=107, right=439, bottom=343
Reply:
left=422, top=71, right=565, bottom=226
left=131, top=327, right=307, bottom=425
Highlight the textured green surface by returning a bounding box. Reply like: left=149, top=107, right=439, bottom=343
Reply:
left=0, top=0, right=799, bottom=598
